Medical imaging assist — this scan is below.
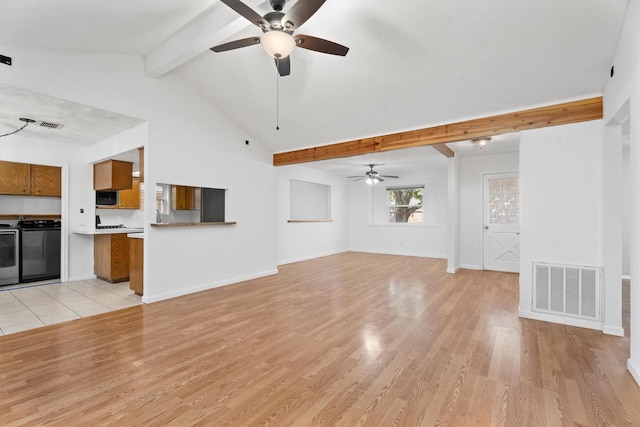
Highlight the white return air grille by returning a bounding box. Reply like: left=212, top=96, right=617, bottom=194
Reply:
left=533, top=262, right=601, bottom=321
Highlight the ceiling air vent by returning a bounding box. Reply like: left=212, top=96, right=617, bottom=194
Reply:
left=38, top=121, right=64, bottom=130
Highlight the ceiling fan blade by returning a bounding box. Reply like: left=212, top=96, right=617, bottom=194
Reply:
left=282, top=0, right=325, bottom=31
left=210, top=37, right=260, bottom=52
left=347, top=175, right=364, bottom=179
left=221, top=0, right=269, bottom=28
left=275, top=56, right=291, bottom=76
left=294, top=35, right=349, bottom=56
left=379, top=175, right=399, bottom=179
left=351, top=177, right=366, bottom=182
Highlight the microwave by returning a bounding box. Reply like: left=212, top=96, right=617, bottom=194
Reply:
left=96, top=191, right=118, bottom=206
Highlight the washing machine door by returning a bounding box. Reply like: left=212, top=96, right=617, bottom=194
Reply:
left=0, top=230, right=18, bottom=268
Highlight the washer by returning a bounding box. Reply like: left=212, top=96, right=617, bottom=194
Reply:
left=0, top=225, right=19, bottom=286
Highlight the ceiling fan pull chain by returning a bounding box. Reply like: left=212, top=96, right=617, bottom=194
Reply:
left=276, top=60, right=280, bottom=131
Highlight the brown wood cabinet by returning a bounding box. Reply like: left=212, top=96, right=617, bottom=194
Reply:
left=94, top=160, right=133, bottom=191
left=129, top=237, right=143, bottom=296
left=31, top=165, right=62, bottom=197
left=171, top=185, right=199, bottom=210
left=118, top=178, right=140, bottom=209
left=138, top=147, right=144, bottom=183
left=94, top=234, right=130, bottom=283
left=0, top=160, right=31, bottom=195
left=0, top=160, right=62, bottom=197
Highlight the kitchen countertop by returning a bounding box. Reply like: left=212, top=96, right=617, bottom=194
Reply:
left=127, top=233, right=144, bottom=239
left=72, top=228, right=144, bottom=235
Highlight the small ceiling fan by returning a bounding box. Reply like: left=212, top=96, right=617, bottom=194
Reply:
left=348, top=164, right=399, bottom=185
left=210, top=0, right=349, bottom=76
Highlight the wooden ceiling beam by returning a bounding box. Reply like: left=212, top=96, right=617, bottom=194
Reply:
left=432, top=144, right=455, bottom=158
left=273, top=96, right=602, bottom=166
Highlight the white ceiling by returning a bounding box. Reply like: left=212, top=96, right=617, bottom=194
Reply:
left=0, top=0, right=629, bottom=174
left=0, top=84, right=144, bottom=145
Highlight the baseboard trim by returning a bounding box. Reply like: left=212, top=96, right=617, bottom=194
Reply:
left=603, top=325, right=625, bottom=336
left=519, top=309, right=603, bottom=332
left=347, top=248, right=447, bottom=259
left=628, top=358, right=640, bottom=387
left=459, top=264, right=482, bottom=270
left=446, top=266, right=459, bottom=274
left=277, top=250, right=347, bottom=266
left=142, top=269, right=279, bottom=304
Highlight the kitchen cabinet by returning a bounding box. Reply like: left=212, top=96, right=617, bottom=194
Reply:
left=30, top=165, right=61, bottom=197
left=128, top=237, right=143, bottom=295
left=0, top=161, right=61, bottom=197
left=0, top=160, right=30, bottom=195
left=94, top=234, right=130, bottom=283
left=94, top=160, right=133, bottom=191
left=171, top=185, right=199, bottom=210
left=118, top=178, right=140, bottom=209
left=138, top=147, right=144, bottom=183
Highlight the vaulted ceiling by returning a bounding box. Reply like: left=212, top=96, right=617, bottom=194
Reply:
left=0, top=0, right=629, bottom=173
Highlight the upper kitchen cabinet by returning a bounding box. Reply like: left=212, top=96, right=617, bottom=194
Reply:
left=138, top=147, right=144, bottom=183
left=31, top=165, right=61, bottom=197
left=118, top=178, right=140, bottom=209
left=94, top=160, right=133, bottom=191
left=0, top=160, right=30, bottom=195
left=0, top=160, right=61, bottom=197
left=171, top=185, right=199, bottom=210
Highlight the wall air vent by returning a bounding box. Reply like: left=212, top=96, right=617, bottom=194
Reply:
left=532, top=261, right=601, bottom=321
left=38, top=121, right=64, bottom=129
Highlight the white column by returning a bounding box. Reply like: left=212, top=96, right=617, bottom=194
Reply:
left=628, top=68, right=640, bottom=385
left=447, top=156, right=460, bottom=273
left=602, top=124, right=624, bottom=336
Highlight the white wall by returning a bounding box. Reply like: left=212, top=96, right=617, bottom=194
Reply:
left=0, top=195, right=61, bottom=216
left=603, top=0, right=640, bottom=386
left=0, top=45, right=277, bottom=302
left=276, top=164, right=348, bottom=264
left=622, top=142, right=630, bottom=277
left=519, top=120, right=605, bottom=329
left=459, top=152, right=519, bottom=269
left=347, top=168, right=448, bottom=258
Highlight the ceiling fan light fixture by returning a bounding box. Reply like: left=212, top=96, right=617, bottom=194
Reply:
left=366, top=175, right=382, bottom=185
left=261, top=30, right=295, bottom=58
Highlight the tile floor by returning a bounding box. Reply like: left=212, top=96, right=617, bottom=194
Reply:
left=0, top=279, right=141, bottom=336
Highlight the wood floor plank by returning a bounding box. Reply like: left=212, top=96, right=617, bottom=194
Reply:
left=0, top=252, right=638, bottom=426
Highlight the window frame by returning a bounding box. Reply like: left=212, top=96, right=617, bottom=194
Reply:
left=386, top=185, right=424, bottom=224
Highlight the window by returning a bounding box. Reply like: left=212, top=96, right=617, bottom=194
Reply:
left=156, top=184, right=169, bottom=214
left=488, top=177, right=519, bottom=224
left=387, top=186, right=423, bottom=223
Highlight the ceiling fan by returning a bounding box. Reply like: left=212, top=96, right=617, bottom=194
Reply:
left=210, top=0, right=349, bottom=76
left=348, top=164, right=399, bottom=185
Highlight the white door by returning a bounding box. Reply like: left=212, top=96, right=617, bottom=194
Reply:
left=483, top=173, right=520, bottom=273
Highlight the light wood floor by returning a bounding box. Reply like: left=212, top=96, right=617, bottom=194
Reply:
left=1, top=253, right=638, bottom=426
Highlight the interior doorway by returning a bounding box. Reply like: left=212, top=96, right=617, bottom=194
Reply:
left=483, top=172, right=520, bottom=273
